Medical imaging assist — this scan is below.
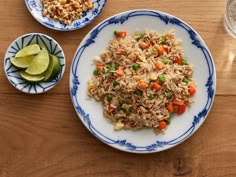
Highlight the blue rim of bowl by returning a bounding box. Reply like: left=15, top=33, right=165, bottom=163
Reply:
left=24, top=0, right=107, bottom=31
left=4, top=33, right=66, bottom=94
left=70, top=9, right=216, bottom=153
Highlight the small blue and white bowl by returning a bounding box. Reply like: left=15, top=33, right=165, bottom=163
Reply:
left=4, top=33, right=66, bottom=94
left=25, top=0, right=107, bottom=31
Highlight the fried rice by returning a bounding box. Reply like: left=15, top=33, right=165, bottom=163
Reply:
left=87, top=29, right=196, bottom=133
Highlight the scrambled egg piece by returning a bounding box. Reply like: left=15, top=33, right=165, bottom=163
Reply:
left=115, top=120, right=124, bottom=130
left=149, top=73, right=158, bottom=80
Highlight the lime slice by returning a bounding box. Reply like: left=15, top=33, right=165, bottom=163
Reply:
left=15, top=44, right=41, bottom=58
left=19, top=71, right=45, bottom=83
left=44, top=54, right=61, bottom=81
left=25, top=48, right=50, bottom=75
left=10, top=56, right=34, bottom=69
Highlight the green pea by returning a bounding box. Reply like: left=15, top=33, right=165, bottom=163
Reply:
left=161, top=37, right=167, bottom=44
left=132, top=63, right=139, bottom=71
left=165, top=91, right=171, bottom=99
left=118, top=97, right=124, bottom=104
left=111, top=67, right=116, bottom=71
left=93, top=69, right=99, bottom=75
left=159, top=75, right=166, bottom=82
left=134, top=89, right=142, bottom=96
left=114, top=30, right=118, bottom=36
left=149, top=94, right=155, bottom=99
left=181, top=59, right=188, bottom=65
left=106, top=65, right=115, bottom=71
left=135, top=32, right=143, bottom=40
left=163, top=59, right=168, bottom=65
left=165, top=118, right=171, bottom=125
left=124, top=109, right=131, bottom=116
left=114, top=63, right=119, bottom=69
left=117, top=105, right=122, bottom=111
left=106, top=65, right=112, bottom=70
left=107, top=94, right=113, bottom=101
left=113, top=81, right=119, bottom=87
left=183, top=78, right=189, bottom=84
left=151, top=48, right=156, bottom=53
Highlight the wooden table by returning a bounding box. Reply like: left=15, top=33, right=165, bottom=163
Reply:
left=0, top=0, right=235, bottom=177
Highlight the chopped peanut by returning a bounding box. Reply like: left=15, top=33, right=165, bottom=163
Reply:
left=42, top=0, right=94, bottom=25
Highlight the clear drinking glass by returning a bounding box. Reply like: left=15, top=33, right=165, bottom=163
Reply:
left=224, top=0, right=236, bottom=38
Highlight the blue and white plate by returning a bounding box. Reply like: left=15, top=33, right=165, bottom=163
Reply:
left=70, top=10, right=216, bottom=153
left=25, top=0, right=107, bottom=31
left=4, top=33, right=66, bottom=94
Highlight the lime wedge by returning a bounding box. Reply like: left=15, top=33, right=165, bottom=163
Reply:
left=19, top=71, right=45, bottom=83
left=44, top=54, right=61, bottom=81
left=25, top=48, right=50, bottom=75
left=10, top=56, right=34, bottom=69
left=15, top=44, right=41, bottom=58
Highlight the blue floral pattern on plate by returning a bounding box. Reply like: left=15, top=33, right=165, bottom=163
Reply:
left=24, top=0, right=107, bottom=31
left=70, top=10, right=216, bottom=153
left=4, top=33, right=66, bottom=94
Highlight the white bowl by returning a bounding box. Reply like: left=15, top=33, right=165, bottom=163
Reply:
left=4, top=33, right=66, bottom=94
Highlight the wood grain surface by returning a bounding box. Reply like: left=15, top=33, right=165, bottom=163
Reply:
left=0, top=0, right=236, bottom=177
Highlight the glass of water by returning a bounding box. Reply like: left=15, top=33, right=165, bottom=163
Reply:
left=224, top=0, right=236, bottom=38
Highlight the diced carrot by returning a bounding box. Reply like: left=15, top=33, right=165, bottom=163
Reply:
left=173, top=98, right=185, bottom=106
left=118, top=31, right=127, bottom=37
left=115, top=66, right=124, bottom=78
left=175, top=57, right=182, bottom=64
left=167, top=102, right=174, bottom=113
left=138, top=81, right=148, bottom=90
left=159, top=120, right=167, bottom=129
left=155, top=61, right=164, bottom=70
left=116, top=49, right=127, bottom=55
left=151, top=82, right=161, bottom=91
left=96, top=65, right=104, bottom=71
left=108, top=105, right=115, bottom=112
left=189, top=85, right=196, bottom=95
left=177, top=104, right=186, bottom=115
left=156, top=45, right=165, bottom=55
left=163, top=46, right=170, bottom=53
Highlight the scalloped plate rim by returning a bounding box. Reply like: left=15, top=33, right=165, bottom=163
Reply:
left=69, top=9, right=216, bottom=153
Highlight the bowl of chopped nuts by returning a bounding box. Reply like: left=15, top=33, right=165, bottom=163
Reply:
left=25, top=0, right=107, bottom=31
